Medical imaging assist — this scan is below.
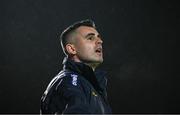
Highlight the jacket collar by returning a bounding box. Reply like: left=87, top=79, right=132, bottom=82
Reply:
left=62, top=57, right=107, bottom=94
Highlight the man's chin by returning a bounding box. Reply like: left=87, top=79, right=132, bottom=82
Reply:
left=92, top=57, right=103, bottom=63
left=98, top=59, right=103, bottom=63
left=80, top=57, right=103, bottom=64
left=94, top=59, right=103, bottom=64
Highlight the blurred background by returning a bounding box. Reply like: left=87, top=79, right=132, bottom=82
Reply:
left=0, top=0, right=179, bottom=113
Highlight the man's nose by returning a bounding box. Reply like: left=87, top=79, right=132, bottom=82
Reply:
left=96, top=37, right=103, bottom=44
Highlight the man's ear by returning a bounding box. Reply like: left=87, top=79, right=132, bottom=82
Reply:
left=65, top=44, right=77, bottom=55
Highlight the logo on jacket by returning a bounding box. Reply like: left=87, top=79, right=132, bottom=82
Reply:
left=92, top=91, right=98, bottom=97
left=71, top=74, right=78, bottom=86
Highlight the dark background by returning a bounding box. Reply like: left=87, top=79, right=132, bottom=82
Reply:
left=0, top=0, right=179, bottom=113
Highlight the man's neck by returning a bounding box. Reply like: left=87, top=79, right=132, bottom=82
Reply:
left=84, top=63, right=99, bottom=71
left=68, top=56, right=98, bottom=71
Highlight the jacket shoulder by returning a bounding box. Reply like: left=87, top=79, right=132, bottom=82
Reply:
left=41, top=70, right=76, bottom=96
left=47, top=70, right=82, bottom=93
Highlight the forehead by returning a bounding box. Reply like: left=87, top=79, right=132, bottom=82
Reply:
left=75, top=26, right=98, bottom=35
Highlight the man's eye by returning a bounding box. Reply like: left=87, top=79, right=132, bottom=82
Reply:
left=87, top=36, right=94, bottom=40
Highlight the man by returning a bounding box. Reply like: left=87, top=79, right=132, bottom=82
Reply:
left=40, top=19, right=112, bottom=114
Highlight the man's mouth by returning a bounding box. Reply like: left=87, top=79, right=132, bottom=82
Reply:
left=95, top=47, right=102, bottom=54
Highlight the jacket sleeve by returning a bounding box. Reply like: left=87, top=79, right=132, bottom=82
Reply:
left=57, top=75, right=91, bottom=114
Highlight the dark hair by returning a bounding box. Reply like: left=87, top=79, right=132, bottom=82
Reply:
left=60, top=19, right=96, bottom=55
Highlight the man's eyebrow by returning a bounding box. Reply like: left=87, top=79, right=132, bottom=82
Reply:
left=85, top=33, right=95, bottom=38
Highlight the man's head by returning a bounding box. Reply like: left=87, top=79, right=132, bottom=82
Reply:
left=60, top=19, right=103, bottom=70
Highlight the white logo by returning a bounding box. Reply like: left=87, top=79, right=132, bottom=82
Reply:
left=71, top=74, right=78, bottom=86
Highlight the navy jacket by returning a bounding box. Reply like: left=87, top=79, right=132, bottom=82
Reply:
left=40, top=57, right=112, bottom=114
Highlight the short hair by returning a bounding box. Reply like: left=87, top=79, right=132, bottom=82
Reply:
left=60, top=19, right=96, bottom=55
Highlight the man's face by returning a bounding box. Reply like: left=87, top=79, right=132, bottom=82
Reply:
left=73, top=26, right=103, bottom=65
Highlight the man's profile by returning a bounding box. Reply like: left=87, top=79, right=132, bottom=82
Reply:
left=40, top=19, right=112, bottom=114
